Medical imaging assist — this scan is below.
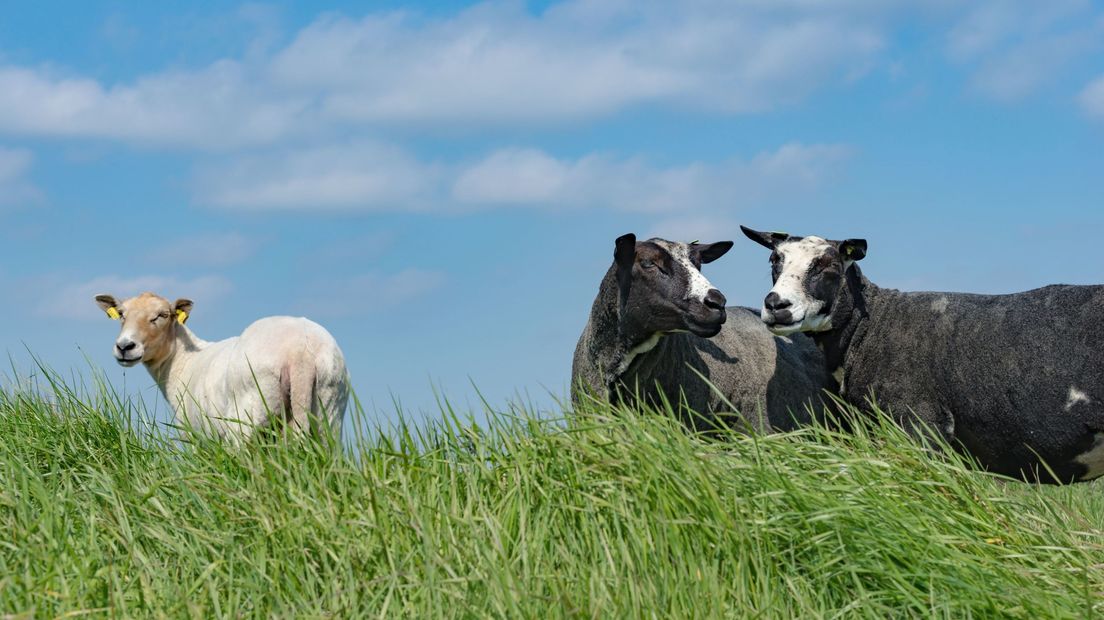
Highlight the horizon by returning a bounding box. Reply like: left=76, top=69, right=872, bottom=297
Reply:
left=1, top=0, right=1102, bottom=427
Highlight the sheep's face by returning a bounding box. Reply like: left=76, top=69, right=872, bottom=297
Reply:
left=740, top=225, right=866, bottom=336
left=93, top=292, right=193, bottom=367
left=614, top=234, right=732, bottom=339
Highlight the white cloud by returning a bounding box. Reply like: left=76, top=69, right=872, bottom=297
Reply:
left=0, top=146, right=42, bottom=206
left=0, top=1, right=888, bottom=148
left=451, top=149, right=724, bottom=212
left=261, top=1, right=886, bottom=120
left=0, top=1, right=1099, bottom=149
left=644, top=215, right=744, bottom=244
left=452, top=142, right=851, bottom=212
left=0, top=63, right=312, bottom=150
left=1078, top=75, right=1104, bottom=120
left=194, top=141, right=851, bottom=213
left=146, top=232, right=258, bottom=268
left=194, top=142, right=441, bottom=210
left=295, top=269, right=445, bottom=318
left=945, top=0, right=1104, bottom=101
left=38, top=274, right=233, bottom=320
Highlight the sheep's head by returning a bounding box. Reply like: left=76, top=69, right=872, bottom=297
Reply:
left=740, top=225, right=866, bottom=336
left=93, top=292, right=193, bottom=367
left=614, top=234, right=732, bottom=339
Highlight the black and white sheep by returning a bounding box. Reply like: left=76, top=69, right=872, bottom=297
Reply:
left=572, top=233, right=830, bottom=432
left=742, top=225, right=1104, bottom=483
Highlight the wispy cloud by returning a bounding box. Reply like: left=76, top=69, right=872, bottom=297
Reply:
left=454, top=143, right=852, bottom=212
left=37, top=274, right=234, bottom=320
left=945, top=0, right=1104, bottom=101
left=0, top=64, right=310, bottom=150
left=0, top=2, right=1100, bottom=153
left=301, top=231, right=397, bottom=270
left=0, top=146, right=42, bottom=207
left=0, top=1, right=887, bottom=149
left=294, top=269, right=446, bottom=318
left=644, top=215, right=745, bottom=244
left=194, top=141, right=851, bottom=214
left=1078, top=74, right=1104, bottom=120
left=194, top=142, right=441, bottom=210
left=145, top=232, right=258, bottom=268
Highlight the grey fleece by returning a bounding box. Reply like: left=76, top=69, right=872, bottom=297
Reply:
left=572, top=265, right=830, bottom=432
left=829, top=271, right=1104, bottom=481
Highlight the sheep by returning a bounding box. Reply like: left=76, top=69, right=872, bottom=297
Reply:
left=93, top=292, right=349, bottom=442
left=741, top=225, right=1104, bottom=483
left=572, top=233, right=831, bottom=433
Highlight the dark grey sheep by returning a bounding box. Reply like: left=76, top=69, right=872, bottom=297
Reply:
left=572, top=233, right=830, bottom=433
left=742, top=225, right=1104, bottom=483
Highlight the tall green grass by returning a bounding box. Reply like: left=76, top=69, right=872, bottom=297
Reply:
left=1, top=369, right=1102, bottom=618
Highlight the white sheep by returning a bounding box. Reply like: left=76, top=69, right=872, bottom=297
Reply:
left=94, top=292, right=349, bottom=442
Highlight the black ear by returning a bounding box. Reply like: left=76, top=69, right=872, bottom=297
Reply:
left=692, top=241, right=734, bottom=265
left=838, top=239, right=867, bottom=261
left=740, top=225, right=790, bottom=250
left=614, top=233, right=636, bottom=270
left=614, top=233, right=637, bottom=304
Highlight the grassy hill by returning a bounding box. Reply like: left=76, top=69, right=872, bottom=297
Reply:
left=1, top=372, right=1102, bottom=618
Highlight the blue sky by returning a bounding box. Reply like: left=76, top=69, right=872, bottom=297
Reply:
left=1, top=0, right=1103, bottom=427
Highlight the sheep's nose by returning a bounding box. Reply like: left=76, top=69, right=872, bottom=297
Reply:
left=116, top=340, right=137, bottom=352
left=704, top=288, right=727, bottom=310
left=764, top=292, right=792, bottom=312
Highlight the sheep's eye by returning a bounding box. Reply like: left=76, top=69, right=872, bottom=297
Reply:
left=640, top=259, right=655, bottom=269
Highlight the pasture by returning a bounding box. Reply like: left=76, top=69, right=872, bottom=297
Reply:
left=2, top=367, right=1102, bottom=618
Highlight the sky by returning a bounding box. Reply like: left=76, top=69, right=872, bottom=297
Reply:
left=1, top=0, right=1103, bottom=430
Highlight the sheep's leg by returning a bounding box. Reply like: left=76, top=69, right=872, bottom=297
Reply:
left=313, top=368, right=350, bottom=438
left=279, top=364, right=294, bottom=430
left=287, top=363, right=317, bottom=436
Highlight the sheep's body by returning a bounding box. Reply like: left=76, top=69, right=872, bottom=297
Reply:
left=152, top=316, right=348, bottom=441
left=828, top=276, right=1104, bottom=481
left=573, top=266, right=830, bottom=432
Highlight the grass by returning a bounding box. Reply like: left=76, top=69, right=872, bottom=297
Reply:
left=1, top=369, right=1103, bottom=618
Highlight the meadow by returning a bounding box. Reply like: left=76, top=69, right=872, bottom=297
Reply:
left=1, top=366, right=1103, bottom=619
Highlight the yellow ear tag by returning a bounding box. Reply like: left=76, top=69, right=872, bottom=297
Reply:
left=106, top=307, right=121, bottom=320
left=176, top=310, right=188, bottom=325
left=845, top=246, right=854, bottom=256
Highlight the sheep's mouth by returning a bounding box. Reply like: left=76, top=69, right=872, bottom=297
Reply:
left=114, top=355, right=142, bottom=367
left=767, top=313, right=833, bottom=336
left=684, top=310, right=726, bottom=338
left=766, top=322, right=802, bottom=336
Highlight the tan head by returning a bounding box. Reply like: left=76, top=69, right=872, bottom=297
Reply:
left=93, top=292, right=194, bottom=367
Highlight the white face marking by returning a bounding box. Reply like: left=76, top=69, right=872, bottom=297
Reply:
left=764, top=236, right=834, bottom=335
left=115, top=321, right=147, bottom=367
left=654, top=240, right=715, bottom=304
left=1075, top=433, right=1104, bottom=480
left=1066, top=386, right=1092, bottom=411
left=931, top=297, right=949, bottom=314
